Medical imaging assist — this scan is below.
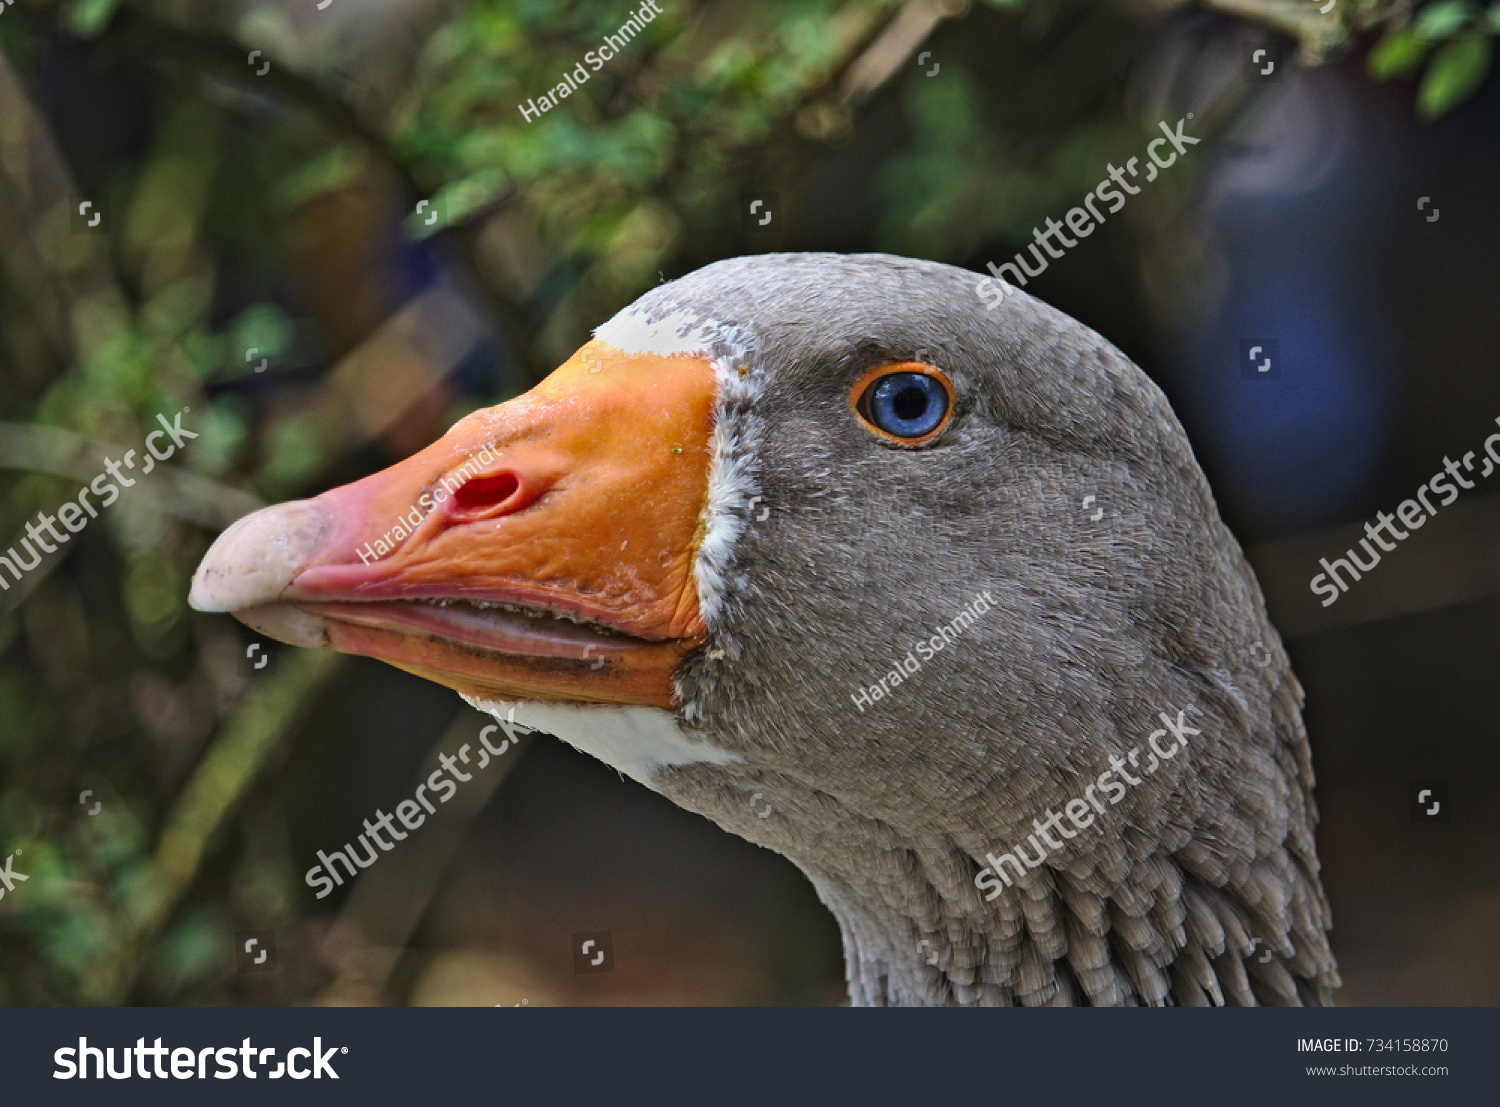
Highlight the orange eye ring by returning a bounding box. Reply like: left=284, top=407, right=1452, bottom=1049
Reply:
left=848, top=362, right=955, bottom=447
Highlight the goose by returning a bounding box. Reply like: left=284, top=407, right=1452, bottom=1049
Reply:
left=189, top=252, right=1339, bottom=1006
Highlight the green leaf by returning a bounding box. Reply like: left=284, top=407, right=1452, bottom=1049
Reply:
left=227, top=304, right=295, bottom=373
left=1368, top=28, right=1430, bottom=79
left=1418, top=32, right=1493, bottom=117
left=1415, top=0, right=1475, bottom=41
left=65, top=0, right=125, bottom=39
left=150, top=911, right=230, bottom=995
left=271, top=146, right=366, bottom=212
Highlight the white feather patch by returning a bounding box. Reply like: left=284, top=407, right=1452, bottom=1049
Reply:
left=464, top=696, right=741, bottom=789
left=695, top=403, right=761, bottom=626
left=594, top=305, right=741, bottom=360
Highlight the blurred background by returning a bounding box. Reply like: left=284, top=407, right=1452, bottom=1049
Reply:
left=1, top=0, right=1497, bottom=1006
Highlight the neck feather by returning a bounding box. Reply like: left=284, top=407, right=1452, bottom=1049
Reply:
left=797, top=835, right=1336, bottom=1007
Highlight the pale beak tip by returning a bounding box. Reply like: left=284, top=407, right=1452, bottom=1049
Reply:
left=189, top=500, right=331, bottom=613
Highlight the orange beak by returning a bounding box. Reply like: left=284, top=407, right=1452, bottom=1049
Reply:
left=189, top=341, right=718, bottom=708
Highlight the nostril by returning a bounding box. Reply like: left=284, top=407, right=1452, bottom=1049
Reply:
left=449, top=470, right=525, bottom=517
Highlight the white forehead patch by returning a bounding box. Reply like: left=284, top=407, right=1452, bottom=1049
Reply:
left=594, top=304, right=743, bottom=360
left=463, top=697, right=742, bottom=790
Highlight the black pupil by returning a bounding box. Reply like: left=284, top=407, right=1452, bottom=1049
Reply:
left=893, top=385, right=928, bottom=420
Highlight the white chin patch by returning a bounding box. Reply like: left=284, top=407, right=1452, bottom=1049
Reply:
left=463, top=697, right=741, bottom=790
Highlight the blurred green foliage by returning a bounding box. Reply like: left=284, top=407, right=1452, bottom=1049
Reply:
left=1369, top=0, right=1500, bottom=118
left=0, top=0, right=1484, bottom=1005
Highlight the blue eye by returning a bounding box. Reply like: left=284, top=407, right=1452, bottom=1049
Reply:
left=862, top=371, right=950, bottom=441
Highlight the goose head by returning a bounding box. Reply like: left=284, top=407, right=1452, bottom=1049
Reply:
left=190, top=252, right=1338, bottom=1006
